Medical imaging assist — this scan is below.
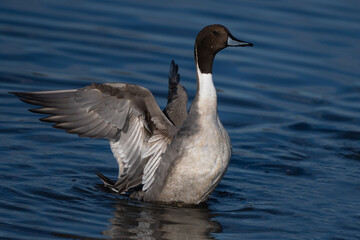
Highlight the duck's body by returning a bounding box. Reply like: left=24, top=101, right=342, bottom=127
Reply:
left=145, top=115, right=231, bottom=203
left=12, top=24, right=252, bottom=204
left=145, top=80, right=231, bottom=203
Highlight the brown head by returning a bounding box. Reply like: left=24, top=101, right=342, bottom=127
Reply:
left=194, top=24, right=253, bottom=74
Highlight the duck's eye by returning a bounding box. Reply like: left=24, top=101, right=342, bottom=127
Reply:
left=213, top=30, right=218, bottom=35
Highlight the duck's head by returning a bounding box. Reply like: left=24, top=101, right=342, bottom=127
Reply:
left=195, top=24, right=253, bottom=74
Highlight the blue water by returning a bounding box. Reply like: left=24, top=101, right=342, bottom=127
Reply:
left=1, top=0, right=360, bottom=239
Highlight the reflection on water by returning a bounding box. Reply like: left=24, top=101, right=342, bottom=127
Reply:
left=104, top=200, right=220, bottom=240
left=52, top=197, right=221, bottom=240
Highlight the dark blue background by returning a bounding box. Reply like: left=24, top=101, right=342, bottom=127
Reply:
left=1, top=0, right=360, bottom=239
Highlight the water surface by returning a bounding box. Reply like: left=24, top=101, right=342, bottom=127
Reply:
left=1, top=0, right=360, bottom=239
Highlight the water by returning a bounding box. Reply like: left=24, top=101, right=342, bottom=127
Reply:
left=1, top=0, right=360, bottom=239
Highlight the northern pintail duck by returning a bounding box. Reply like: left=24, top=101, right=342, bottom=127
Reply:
left=12, top=24, right=253, bottom=204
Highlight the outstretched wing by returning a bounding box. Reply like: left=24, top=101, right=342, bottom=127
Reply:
left=163, top=60, right=188, bottom=127
left=11, top=82, right=176, bottom=193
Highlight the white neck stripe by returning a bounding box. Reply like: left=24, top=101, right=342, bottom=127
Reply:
left=196, top=64, right=217, bottom=111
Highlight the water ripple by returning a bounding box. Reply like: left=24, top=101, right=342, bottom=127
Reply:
left=1, top=0, right=360, bottom=239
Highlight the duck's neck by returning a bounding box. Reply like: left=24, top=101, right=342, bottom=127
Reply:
left=192, top=46, right=217, bottom=116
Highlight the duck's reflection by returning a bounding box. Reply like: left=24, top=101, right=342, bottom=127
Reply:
left=103, top=199, right=222, bottom=240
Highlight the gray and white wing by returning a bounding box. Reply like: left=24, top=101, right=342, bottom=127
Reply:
left=11, top=83, right=176, bottom=193
left=163, top=60, right=188, bottom=127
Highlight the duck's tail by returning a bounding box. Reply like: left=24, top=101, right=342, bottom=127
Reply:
left=95, top=171, right=120, bottom=193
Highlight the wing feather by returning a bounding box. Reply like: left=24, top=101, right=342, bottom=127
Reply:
left=142, top=135, right=170, bottom=191
left=12, top=64, right=184, bottom=194
left=163, top=60, right=188, bottom=127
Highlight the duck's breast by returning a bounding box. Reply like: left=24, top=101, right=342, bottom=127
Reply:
left=153, top=114, right=231, bottom=204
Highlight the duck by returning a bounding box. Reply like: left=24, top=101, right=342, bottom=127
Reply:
left=11, top=24, right=253, bottom=204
